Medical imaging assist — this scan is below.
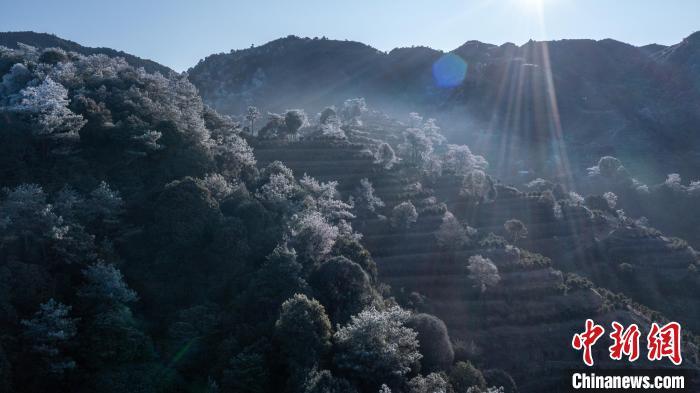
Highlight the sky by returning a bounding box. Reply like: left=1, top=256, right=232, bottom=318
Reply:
left=2, top=0, right=699, bottom=71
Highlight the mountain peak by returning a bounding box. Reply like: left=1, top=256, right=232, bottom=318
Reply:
left=684, top=30, right=700, bottom=43
left=654, top=30, right=700, bottom=71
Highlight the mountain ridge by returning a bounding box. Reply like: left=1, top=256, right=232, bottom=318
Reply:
left=187, top=32, right=700, bottom=184
left=0, top=31, right=172, bottom=75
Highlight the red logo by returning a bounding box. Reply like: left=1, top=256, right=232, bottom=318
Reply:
left=572, top=319, right=605, bottom=366
left=647, top=322, right=682, bottom=365
left=609, top=322, right=640, bottom=362
left=572, top=320, right=682, bottom=366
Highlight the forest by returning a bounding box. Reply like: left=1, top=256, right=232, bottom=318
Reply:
left=0, top=33, right=699, bottom=393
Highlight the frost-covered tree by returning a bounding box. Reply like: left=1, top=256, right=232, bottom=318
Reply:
left=131, top=129, right=163, bottom=152
left=664, top=173, right=683, bottom=191
left=78, top=262, right=138, bottom=305
left=341, top=98, right=367, bottom=126
left=258, top=112, right=286, bottom=139
left=0, top=184, right=96, bottom=265
left=0, top=184, right=98, bottom=265
left=84, top=181, right=124, bottom=225
left=320, top=106, right=338, bottom=125
left=199, top=173, right=237, bottom=201
left=212, top=133, right=256, bottom=179
left=460, top=170, right=496, bottom=203
left=37, top=47, right=68, bottom=65
left=687, top=180, right=700, bottom=196
left=21, top=299, right=78, bottom=375
left=444, top=145, right=488, bottom=175
left=353, top=178, right=385, bottom=217
left=400, top=128, right=433, bottom=167
left=424, top=156, right=444, bottom=181
left=525, top=178, right=553, bottom=192
left=408, top=112, right=423, bottom=128
left=10, top=77, right=86, bottom=141
left=275, top=294, right=332, bottom=370
left=587, top=156, right=623, bottom=178
left=53, top=185, right=84, bottom=221
left=257, top=161, right=296, bottom=199
left=568, top=191, right=585, bottom=204
left=503, top=219, right=527, bottom=244
left=584, top=194, right=612, bottom=212
left=467, top=255, right=500, bottom=293
left=422, top=118, right=446, bottom=146
left=597, top=156, right=622, bottom=177
left=302, top=369, right=357, bottom=393
left=258, top=172, right=297, bottom=205
left=76, top=259, right=153, bottom=369
left=603, top=191, right=618, bottom=209
left=245, top=106, right=260, bottom=135
left=375, top=143, right=397, bottom=170
left=300, top=174, right=354, bottom=223
left=468, top=387, right=505, bottom=393
left=285, top=109, right=308, bottom=141
left=290, top=211, right=339, bottom=266
left=391, top=201, right=418, bottom=229
left=436, top=211, right=469, bottom=249
left=407, top=373, right=449, bottom=393
left=333, top=306, right=421, bottom=388
left=314, top=118, right=348, bottom=140
left=1, top=62, right=32, bottom=95
left=0, top=184, right=57, bottom=240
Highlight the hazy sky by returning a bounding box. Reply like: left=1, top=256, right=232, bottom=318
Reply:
left=3, top=0, right=699, bottom=71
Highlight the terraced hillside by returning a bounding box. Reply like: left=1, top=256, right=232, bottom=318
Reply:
left=248, top=109, right=700, bottom=391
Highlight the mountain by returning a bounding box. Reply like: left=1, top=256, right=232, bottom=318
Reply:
left=0, top=31, right=172, bottom=74
left=639, top=43, right=668, bottom=55
left=188, top=36, right=387, bottom=114
left=655, top=31, right=700, bottom=88
left=188, top=34, right=700, bottom=184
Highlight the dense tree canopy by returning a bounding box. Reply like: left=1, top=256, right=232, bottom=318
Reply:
left=333, top=306, right=422, bottom=389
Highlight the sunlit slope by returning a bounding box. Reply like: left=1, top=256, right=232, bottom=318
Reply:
left=250, top=118, right=700, bottom=392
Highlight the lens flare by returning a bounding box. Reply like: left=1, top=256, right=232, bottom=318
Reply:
left=432, top=53, right=467, bottom=88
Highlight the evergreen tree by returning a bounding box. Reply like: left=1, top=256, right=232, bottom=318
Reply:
left=21, top=299, right=78, bottom=375
left=275, top=294, right=332, bottom=370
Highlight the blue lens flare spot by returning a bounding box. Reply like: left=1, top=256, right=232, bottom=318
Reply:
left=432, top=53, right=467, bottom=88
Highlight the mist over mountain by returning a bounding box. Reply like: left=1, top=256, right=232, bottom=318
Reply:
left=189, top=33, right=700, bottom=184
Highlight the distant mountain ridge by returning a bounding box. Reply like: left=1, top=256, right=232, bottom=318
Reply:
left=0, top=31, right=172, bottom=75
left=187, top=33, right=700, bottom=113
left=188, top=33, right=700, bottom=183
